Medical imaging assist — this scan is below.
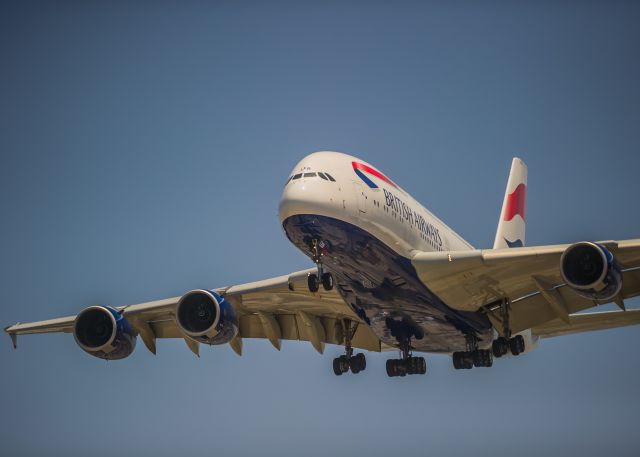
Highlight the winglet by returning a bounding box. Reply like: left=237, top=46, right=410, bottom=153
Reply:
left=494, top=157, right=528, bottom=249
left=5, top=325, right=18, bottom=349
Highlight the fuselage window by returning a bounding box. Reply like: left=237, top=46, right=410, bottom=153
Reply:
left=325, top=173, right=336, bottom=182
left=292, top=173, right=303, bottom=180
left=318, top=172, right=328, bottom=180
left=303, top=172, right=317, bottom=178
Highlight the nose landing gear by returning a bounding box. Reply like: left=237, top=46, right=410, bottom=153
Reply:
left=307, top=239, right=334, bottom=293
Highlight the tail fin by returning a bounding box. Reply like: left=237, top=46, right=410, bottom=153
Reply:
left=493, top=157, right=528, bottom=249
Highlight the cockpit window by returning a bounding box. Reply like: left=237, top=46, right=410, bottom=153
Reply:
left=287, top=171, right=335, bottom=184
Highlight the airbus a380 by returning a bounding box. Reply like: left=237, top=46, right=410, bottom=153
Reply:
left=6, top=152, right=640, bottom=377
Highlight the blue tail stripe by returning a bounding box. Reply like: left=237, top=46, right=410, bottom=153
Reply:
left=504, top=238, right=523, bottom=248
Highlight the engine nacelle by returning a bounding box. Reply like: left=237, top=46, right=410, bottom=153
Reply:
left=73, top=306, right=137, bottom=360
left=560, top=241, right=622, bottom=301
left=175, top=289, right=238, bottom=345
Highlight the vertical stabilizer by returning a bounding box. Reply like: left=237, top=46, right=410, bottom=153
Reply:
left=493, top=157, right=527, bottom=249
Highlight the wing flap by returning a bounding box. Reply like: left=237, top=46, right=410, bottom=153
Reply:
left=145, top=313, right=381, bottom=352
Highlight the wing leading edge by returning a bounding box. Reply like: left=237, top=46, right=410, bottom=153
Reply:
left=4, top=268, right=382, bottom=356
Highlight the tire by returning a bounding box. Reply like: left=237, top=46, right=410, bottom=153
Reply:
left=308, top=274, right=319, bottom=293
left=321, top=272, right=334, bottom=291
left=499, top=337, right=509, bottom=356
left=452, top=352, right=462, bottom=370
left=407, top=357, right=416, bottom=375
left=333, top=358, right=343, bottom=376
left=417, top=357, right=427, bottom=374
left=491, top=337, right=505, bottom=358
left=463, top=352, right=474, bottom=369
left=509, top=337, right=521, bottom=356
left=386, top=359, right=396, bottom=377
left=482, top=349, right=493, bottom=367
left=473, top=351, right=482, bottom=367
left=349, top=354, right=364, bottom=374
left=515, top=335, right=525, bottom=353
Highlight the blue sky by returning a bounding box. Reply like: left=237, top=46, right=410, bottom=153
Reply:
left=1, top=2, right=639, bottom=456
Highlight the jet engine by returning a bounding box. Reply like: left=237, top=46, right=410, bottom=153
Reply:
left=73, top=306, right=137, bottom=360
left=560, top=241, right=622, bottom=301
left=175, top=289, right=238, bottom=345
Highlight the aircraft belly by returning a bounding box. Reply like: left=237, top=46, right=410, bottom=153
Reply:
left=282, top=214, right=493, bottom=353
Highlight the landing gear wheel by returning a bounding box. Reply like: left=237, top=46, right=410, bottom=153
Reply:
left=492, top=337, right=509, bottom=358
left=349, top=353, right=366, bottom=374
left=321, top=272, right=334, bottom=291
left=452, top=349, right=493, bottom=370
left=355, top=353, right=366, bottom=371
left=307, top=273, right=319, bottom=293
left=386, top=359, right=395, bottom=377
left=453, top=352, right=463, bottom=370
left=509, top=334, right=525, bottom=356
left=332, top=355, right=349, bottom=375
left=473, top=349, right=493, bottom=368
left=386, top=359, right=407, bottom=377
left=407, top=356, right=426, bottom=375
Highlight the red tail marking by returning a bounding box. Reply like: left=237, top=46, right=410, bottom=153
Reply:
left=504, top=183, right=526, bottom=221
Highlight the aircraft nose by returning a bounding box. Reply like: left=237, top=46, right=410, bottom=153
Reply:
left=278, top=174, right=337, bottom=224
left=278, top=177, right=308, bottom=223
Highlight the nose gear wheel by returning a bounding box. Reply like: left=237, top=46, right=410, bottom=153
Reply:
left=308, top=239, right=334, bottom=292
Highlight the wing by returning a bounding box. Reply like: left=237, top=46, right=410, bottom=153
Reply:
left=4, top=268, right=382, bottom=356
left=532, top=309, right=640, bottom=339
left=411, top=239, right=640, bottom=335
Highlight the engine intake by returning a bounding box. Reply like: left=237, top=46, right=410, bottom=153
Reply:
left=176, top=289, right=238, bottom=345
left=560, top=242, right=622, bottom=301
left=73, top=306, right=137, bottom=360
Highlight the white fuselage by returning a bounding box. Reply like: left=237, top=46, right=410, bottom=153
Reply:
left=279, top=151, right=474, bottom=257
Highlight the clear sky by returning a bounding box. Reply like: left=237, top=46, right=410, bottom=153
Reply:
left=1, top=2, right=639, bottom=456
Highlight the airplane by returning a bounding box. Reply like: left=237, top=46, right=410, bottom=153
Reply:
left=5, top=151, right=640, bottom=377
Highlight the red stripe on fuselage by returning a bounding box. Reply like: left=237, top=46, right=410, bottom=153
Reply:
left=352, top=162, right=398, bottom=189
left=504, top=183, right=526, bottom=221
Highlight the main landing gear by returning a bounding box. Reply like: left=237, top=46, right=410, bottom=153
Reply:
left=492, top=334, right=525, bottom=357
left=386, top=338, right=427, bottom=377
left=491, top=298, right=526, bottom=358
left=307, top=239, right=334, bottom=293
left=333, top=320, right=366, bottom=375
left=452, top=333, right=493, bottom=370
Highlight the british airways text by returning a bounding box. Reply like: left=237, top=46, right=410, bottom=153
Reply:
left=383, top=189, right=443, bottom=247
